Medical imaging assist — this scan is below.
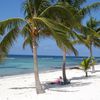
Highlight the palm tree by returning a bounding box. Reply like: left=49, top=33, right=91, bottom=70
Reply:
left=47, top=1, right=80, bottom=84
left=82, top=18, right=100, bottom=72
left=53, top=0, right=86, bottom=84
left=56, top=36, right=78, bottom=84
left=80, top=57, right=95, bottom=77
left=0, top=0, right=75, bottom=94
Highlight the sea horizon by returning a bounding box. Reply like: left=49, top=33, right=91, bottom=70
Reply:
left=8, top=54, right=100, bottom=58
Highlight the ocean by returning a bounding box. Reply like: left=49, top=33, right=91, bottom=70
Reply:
left=0, top=55, right=100, bottom=76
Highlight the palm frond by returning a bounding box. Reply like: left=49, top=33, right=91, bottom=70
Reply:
left=96, top=27, right=100, bottom=33
left=0, top=27, right=19, bottom=54
left=36, top=0, right=51, bottom=15
left=23, top=36, right=33, bottom=49
left=33, top=17, right=78, bottom=55
left=33, top=17, right=70, bottom=34
left=86, top=17, right=100, bottom=30
left=79, top=2, right=100, bottom=18
left=22, top=0, right=35, bottom=18
left=21, top=23, right=32, bottom=37
left=93, top=38, right=100, bottom=47
left=55, top=33, right=78, bottom=56
left=40, top=3, right=80, bottom=27
left=22, top=0, right=50, bottom=18
left=59, top=0, right=86, bottom=9
left=0, top=18, right=25, bottom=35
left=68, top=0, right=86, bottom=10
left=80, top=58, right=92, bottom=71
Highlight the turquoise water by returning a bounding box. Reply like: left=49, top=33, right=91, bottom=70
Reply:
left=0, top=55, right=100, bottom=76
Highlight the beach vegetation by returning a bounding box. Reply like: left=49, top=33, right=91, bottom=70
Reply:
left=80, top=57, right=95, bottom=77
left=79, top=17, right=100, bottom=72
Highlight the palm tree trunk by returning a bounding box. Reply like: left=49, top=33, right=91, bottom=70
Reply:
left=85, top=71, right=88, bottom=77
left=32, top=38, right=45, bottom=94
left=62, top=50, right=70, bottom=84
left=90, top=45, right=95, bottom=72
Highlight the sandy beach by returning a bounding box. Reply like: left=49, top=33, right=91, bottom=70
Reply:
left=0, top=64, right=100, bottom=100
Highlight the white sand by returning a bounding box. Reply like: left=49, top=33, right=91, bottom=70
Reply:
left=0, top=65, right=100, bottom=100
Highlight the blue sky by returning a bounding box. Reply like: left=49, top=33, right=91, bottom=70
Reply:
left=0, top=0, right=100, bottom=56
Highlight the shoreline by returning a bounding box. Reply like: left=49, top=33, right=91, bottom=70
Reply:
left=1, top=63, right=100, bottom=78
left=0, top=65, right=80, bottom=78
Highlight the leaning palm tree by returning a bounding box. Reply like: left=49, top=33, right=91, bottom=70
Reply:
left=0, top=0, right=75, bottom=94
left=56, top=35, right=78, bottom=84
left=45, top=1, right=81, bottom=84
left=54, top=0, right=87, bottom=84
left=82, top=18, right=100, bottom=72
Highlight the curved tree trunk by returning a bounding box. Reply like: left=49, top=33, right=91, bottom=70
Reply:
left=62, top=50, right=70, bottom=84
left=90, top=45, right=95, bottom=72
left=32, top=38, right=45, bottom=94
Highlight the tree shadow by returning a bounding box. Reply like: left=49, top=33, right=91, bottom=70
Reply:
left=69, top=81, right=91, bottom=87
left=70, top=75, right=95, bottom=81
left=89, top=70, right=100, bottom=73
left=43, top=81, right=91, bottom=92
left=48, top=89, right=79, bottom=93
left=10, top=86, right=35, bottom=90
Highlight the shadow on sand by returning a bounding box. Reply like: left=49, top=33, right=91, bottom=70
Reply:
left=10, top=86, right=35, bottom=90
left=89, top=70, right=100, bottom=73
left=70, top=75, right=96, bottom=81
left=43, top=80, right=91, bottom=92
left=10, top=75, right=94, bottom=93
